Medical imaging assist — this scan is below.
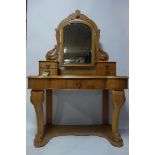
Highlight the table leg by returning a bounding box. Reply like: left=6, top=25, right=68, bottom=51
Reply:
left=102, top=90, right=109, bottom=124
left=46, top=89, right=52, bottom=125
left=112, top=90, right=125, bottom=145
left=30, top=90, right=44, bottom=145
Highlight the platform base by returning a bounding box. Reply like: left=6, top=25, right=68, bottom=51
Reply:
left=34, top=125, right=123, bottom=148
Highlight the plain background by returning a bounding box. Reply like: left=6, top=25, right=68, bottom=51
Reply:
left=1, top=0, right=155, bottom=155
left=26, top=0, right=129, bottom=130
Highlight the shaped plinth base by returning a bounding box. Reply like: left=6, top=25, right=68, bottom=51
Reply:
left=34, top=125, right=123, bottom=148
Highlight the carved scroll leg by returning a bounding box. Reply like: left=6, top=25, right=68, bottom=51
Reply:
left=30, top=90, right=44, bottom=146
left=112, top=90, right=125, bottom=146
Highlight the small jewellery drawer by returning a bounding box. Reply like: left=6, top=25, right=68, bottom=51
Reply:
left=39, top=61, right=58, bottom=69
left=96, top=62, right=116, bottom=75
left=39, top=61, right=58, bottom=75
left=67, top=80, right=95, bottom=89
left=39, top=68, right=58, bottom=75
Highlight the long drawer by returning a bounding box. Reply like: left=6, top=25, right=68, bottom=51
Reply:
left=66, top=79, right=127, bottom=89
left=28, top=78, right=128, bottom=90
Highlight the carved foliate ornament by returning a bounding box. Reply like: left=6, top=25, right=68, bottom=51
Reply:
left=46, top=45, right=58, bottom=61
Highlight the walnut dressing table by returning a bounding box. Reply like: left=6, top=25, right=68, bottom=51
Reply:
left=27, top=10, right=128, bottom=148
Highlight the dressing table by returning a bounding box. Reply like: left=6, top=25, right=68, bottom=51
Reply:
left=27, top=10, right=128, bottom=148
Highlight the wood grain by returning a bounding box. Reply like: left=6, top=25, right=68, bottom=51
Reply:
left=28, top=77, right=128, bottom=90
left=46, top=90, right=52, bottom=125
left=102, top=90, right=109, bottom=125
left=112, top=90, right=125, bottom=143
left=33, top=125, right=123, bottom=147
left=96, top=62, right=116, bottom=75
left=27, top=10, right=128, bottom=148
left=28, top=75, right=128, bottom=79
left=30, top=90, right=45, bottom=144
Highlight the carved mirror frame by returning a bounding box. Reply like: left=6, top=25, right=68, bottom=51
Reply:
left=46, top=10, right=109, bottom=66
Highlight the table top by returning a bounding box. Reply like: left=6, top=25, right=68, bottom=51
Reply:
left=27, top=75, right=128, bottom=79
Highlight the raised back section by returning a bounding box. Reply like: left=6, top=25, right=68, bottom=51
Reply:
left=39, top=10, right=116, bottom=76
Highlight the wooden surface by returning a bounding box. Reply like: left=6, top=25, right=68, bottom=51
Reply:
left=55, top=10, right=108, bottom=66
left=96, top=62, right=116, bottom=75
left=30, top=88, right=126, bottom=148
left=102, top=90, right=109, bottom=124
left=30, top=90, right=44, bottom=144
left=112, top=90, right=126, bottom=143
left=28, top=75, right=127, bottom=148
left=34, top=125, right=123, bottom=147
left=28, top=75, right=128, bottom=79
left=39, top=61, right=58, bottom=76
left=28, top=10, right=128, bottom=148
left=28, top=76, right=128, bottom=90
left=46, top=90, right=52, bottom=125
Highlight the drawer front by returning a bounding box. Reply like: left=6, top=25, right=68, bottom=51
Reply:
left=94, top=80, right=106, bottom=89
left=39, top=68, right=58, bottom=75
left=67, top=80, right=95, bottom=89
left=28, top=78, right=51, bottom=89
left=51, top=79, right=66, bottom=89
left=39, top=61, right=58, bottom=75
left=96, top=62, right=116, bottom=75
left=39, top=61, right=58, bottom=69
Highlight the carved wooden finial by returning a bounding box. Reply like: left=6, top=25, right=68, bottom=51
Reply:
left=75, top=10, right=81, bottom=15
left=75, top=10, right=81, bottom=19
left=46, top=45, right=58, bottom=61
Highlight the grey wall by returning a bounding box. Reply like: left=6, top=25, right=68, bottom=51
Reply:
left=27, top=0, right=129, bottom=129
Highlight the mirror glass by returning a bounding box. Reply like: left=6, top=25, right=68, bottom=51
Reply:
left=63, top=23, right=92, bottom=64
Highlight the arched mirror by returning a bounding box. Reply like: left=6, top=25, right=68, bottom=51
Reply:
left=46, top=10, right=109, bottom=66
left=63, top=23, right=92, bottom=65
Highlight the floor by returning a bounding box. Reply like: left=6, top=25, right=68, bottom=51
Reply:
left=26, top=128, right=129, bottom=155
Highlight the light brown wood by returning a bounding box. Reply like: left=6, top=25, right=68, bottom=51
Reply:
left=60, top=69, right=96, bottom=75
left=45, top=10, right=109, bottom=67
left=112, top=90, right=125, bottom=146
left=39, top=61, right=58, bottom=75
left=46, top=90, right=52, bottom=125
left=39, top=68, right=58, bottom=75
left=96, top=62, right=116, bottom=75
left=28, top=75, right=128, bottom=79
left=46, top=45, right=58, bottom=61
left=28, top=78, right=127, bottom=147
left=39, top=61, right=58, bottom=68
left=59, top=61, right=116, bottom=76
left=27, top=10, right=128, bottom=148
left=34, top=125, right=123, bottom=148
left=58, top=10, right=96, bottom=66
left=51, top=79, right=66, bottom=89
left=28, top=76, right=128, bottom=90
left=102, top=90, right=109, bottom=125
left=66, top=79, right=95, bottom=89
left=30, top=90, right=45, bottom=146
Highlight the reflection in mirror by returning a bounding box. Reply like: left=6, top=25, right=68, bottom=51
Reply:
left=63, top=23, right=92, bottom=64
